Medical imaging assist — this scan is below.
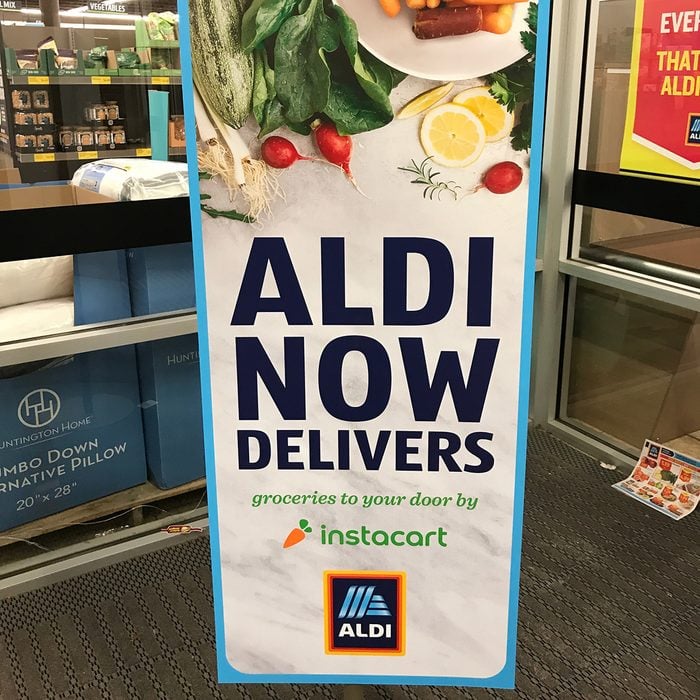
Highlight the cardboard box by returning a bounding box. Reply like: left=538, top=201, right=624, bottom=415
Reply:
left=0, top=184, right=114, bottom=212
left=3, top=48, right=49, bottom=76
left=42, top=49, right=81, bottom=77
left=136, top=334, right=205, bottom=488
left=0, top=169, right=21, bottom=185
left=127, top=244, right=204, bottom=488
left=73, top=251, right=132, bottom=325
left=0, top=346, right=147, bottom=531
left=127, top=244, right=196, bottom=313
left=168, top=117, right=186, bottom=148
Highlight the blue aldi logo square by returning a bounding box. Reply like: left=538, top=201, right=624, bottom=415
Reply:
left=686, top=114, right=700, bottom=145
left=324, top=571, right=405, bottom=655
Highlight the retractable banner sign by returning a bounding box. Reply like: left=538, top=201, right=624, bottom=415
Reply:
left=179, top=0, right=550, bottom=687
left=621, top=0, right=700, bottom=183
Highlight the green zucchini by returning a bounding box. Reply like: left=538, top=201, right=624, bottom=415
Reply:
left=190, top=0, right=253, bottom=129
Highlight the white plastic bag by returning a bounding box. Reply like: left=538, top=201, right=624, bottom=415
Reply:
left=72, top=158, right=189, bottom=201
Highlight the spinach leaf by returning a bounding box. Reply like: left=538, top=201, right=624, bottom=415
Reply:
left=286, top=121, right=312, bottom=136
left=252, top=46, right=286, bottom=136
left=259, top=99, right=286, bottom=137
left=274, top=0, right=339, bottom=124
left=388, top=65, right=407, bottom=89
left=251, top=46, right=269, bottom=126
left=331, top=5, right=392, bottom=118
left=362, top=49, right=406, bottom=92
left=247, top=0, right=401, bottom=136
left=325, top=80, right=393, bottom=135
left=242, top=0, right=298, bottom=53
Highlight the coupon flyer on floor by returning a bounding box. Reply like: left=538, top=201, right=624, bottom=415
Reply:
left=613, top=439, right=700, bottom=521
left=179, top=0, right=550, bottom=687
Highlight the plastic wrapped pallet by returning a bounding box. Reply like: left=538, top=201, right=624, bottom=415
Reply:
left=71, top=158, right=189, bottom=201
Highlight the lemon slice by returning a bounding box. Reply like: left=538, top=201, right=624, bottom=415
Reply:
left=452, top=87, right=514, bottom=142
left=420, top=104, right=486, bottom=168
left=397, top=82, right=454, bottom=120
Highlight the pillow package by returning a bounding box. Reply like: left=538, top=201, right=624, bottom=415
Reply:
left=0, top=256, right=73, bottom=308
left=0, top=298, right=74, bottom=343
left=0, top=256, right=74, bottom=342
left=71, top=158, right=189, bottom=201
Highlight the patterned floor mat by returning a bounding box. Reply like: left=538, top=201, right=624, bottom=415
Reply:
left=0, top=429, right=697, bottom=699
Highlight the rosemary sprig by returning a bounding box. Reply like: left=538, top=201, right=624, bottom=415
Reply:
left=199, top=181, right=254, bottom=223
left=398, top=157, right=461, bottom=201
left=201, top=203, right=255, bottom=223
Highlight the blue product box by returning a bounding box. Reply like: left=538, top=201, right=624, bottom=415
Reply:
left=73, top=250, right=132, bottom=325
left=126, top=243, right=204, bottom=488
left=127, top=243, right=196, bottom=315
left=0, top=346, right=147, bottom=531
left=136, top=334, right=204, bottom=489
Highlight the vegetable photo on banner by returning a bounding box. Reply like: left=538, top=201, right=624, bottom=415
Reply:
left=242, top=0, right=405, bottom=136
left=487, top=1, right=537, bottom=151
left=189, top=0, right=279, bottom=218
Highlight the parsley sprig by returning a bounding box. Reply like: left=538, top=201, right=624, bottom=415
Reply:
left=487, top=2, right=538, bottom=152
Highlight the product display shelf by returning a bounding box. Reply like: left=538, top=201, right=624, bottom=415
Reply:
left=0, top=477, right=206, bottom=548
left=15, top=145, right=187, bottom=163
left=8, top=75, right=182, bottom=87
left=0, top=21, right=201, bottom=588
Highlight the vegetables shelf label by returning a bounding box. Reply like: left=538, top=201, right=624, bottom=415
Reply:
left=621, top=0, right=700, bottom=183
left=179, top=0, right=550, bottom=688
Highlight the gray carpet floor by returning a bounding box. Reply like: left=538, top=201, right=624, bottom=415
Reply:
left=0, top=429, right=698, bottom=699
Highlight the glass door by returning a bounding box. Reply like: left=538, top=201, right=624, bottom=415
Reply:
left=533, top=0, right=700, bottom=463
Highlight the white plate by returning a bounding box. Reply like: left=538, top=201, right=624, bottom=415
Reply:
left=336, top=1, right=534, bottom=81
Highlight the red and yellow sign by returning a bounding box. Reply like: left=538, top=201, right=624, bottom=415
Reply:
left=621, top=1, right=700, bottom=183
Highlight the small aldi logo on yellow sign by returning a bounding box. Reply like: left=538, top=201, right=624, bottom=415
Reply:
left=324, top=571, right=405, bottom=656
left=686, top=114, right=700, bottom=146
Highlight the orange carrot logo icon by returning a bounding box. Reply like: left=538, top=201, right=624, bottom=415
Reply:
left=283, top=519, right=312, bottom=549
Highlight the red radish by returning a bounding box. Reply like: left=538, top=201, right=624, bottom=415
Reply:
left=260, top=136, right=313, bottom=169
left=313, top=121, right=362, bottom=191
left=481, top=161, right=523, bottom=194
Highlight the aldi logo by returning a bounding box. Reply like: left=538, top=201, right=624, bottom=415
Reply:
left=686, top=114, right=700, bottom=146
left=324, top=571, right=405, bottom=655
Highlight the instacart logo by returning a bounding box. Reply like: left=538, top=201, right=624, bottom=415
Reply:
left=282, top=519, right=313, bottom=548
left=282, top=520, right=447, bottom=549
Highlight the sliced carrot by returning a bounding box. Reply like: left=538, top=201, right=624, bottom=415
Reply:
left=482, top=13, right=512, bottom=32
left=378, top=0, right=402, bottom=18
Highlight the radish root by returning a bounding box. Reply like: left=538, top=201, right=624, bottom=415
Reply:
left=243, top=158, right=283, bottom=220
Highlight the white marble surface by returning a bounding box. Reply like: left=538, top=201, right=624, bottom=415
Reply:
left=199, top=74, right=533, bottom=679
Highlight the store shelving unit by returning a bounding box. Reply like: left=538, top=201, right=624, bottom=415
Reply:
left=15, top=145, right=186, bottom=162
left=0, top=13, right=203, bottom=593
left=0, top=37, right=185, bottom=182
left=0, top=68, right=9, bottom=160
left=7, top=75, right=182, bottom=86
left=0, top=477, right=206, bottom=548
